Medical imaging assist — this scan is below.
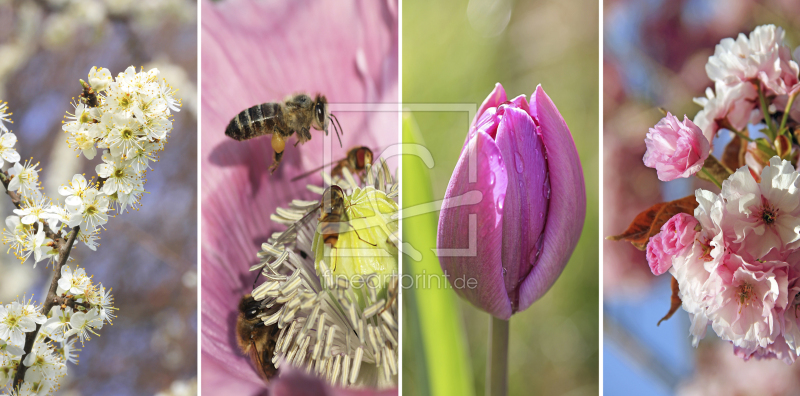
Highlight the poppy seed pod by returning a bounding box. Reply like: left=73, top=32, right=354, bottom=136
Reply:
left=437, top=83, right=586, bottom=319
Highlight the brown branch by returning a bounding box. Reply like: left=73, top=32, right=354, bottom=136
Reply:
left=7, top=171, right=81, bottom=388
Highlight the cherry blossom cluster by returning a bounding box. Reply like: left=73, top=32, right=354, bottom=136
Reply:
left=643, top=25, right=800, bottom=182
left=648, top=157, right=800, bottom=363
left=0, top=266, right=115, bottom=394
left=695, top=25, right=799, bottom=142
left=638, top=24, right=800, bottom=364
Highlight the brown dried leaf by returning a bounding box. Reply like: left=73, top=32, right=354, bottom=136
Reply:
left=721, top=135, right=743, bottom=171
left=658, top=277, right=682, bottom=326
left=606, top=195, right=698, bottom=250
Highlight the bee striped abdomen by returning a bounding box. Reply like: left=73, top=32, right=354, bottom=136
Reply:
left=225, top=102, right=282, bottom=141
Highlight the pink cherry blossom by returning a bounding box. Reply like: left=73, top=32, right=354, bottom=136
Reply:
left=692, top=80, right=759, bottom=143
left=721, top=158, right=800, bottom=259
left=706, top=254, right=789, bottom=353
left=646, top=233, right=670, bottom=276
left=706, top=24, right=799, bottom=96
left=647, top=213, right=700, bottom=276
left=643, top=113, right=710, bottom=181
left=661, top=213, right=700, bottom=256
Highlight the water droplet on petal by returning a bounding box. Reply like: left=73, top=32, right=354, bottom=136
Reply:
left=496, top=194, right=505, bottom=213
left=502, top=267, right=507, bottom=276
left=529, top=248, right=539, bottom=265
left=514, top=152, right=524, bottom=173
left=489, top=172, right=495, bottom=186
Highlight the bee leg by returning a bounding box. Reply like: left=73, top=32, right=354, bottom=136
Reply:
left=270, top=134, right=286, bottom=174
left=269, top=150, right=284, bottom=174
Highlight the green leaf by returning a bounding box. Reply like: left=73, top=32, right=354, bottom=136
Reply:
left=402, top=114, right=474, bottom=396
left=755, top=137, right=778, bottom=157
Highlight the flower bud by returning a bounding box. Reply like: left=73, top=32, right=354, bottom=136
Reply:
left=643, top=113, right=710, bottom=181
left=437, top=84, right=586, bottom=319
left=646, top=213, right=699, bottom=275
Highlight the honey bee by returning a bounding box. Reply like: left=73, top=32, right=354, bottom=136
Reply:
left=235, top=294, right=282, bottom=382
left=225, top=93, right=344, bottom=173
left=291, top=146, right=374, bottom=182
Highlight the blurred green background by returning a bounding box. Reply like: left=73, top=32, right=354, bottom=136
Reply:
left=402, top=0, right=599, bottom=395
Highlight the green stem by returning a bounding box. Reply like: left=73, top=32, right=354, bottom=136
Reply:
left=779, top=91, right=798, bottom=135
left=758, top=80, right=776, bottom=139
left=700, top=167, right=722, bottom=189
left=486, top=316, right=509, bottom=396
left=726, top=126, right=754, bottom=142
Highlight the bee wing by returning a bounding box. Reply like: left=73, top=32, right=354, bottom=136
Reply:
left=249, top=338, right=272, bottom=382
left=272, top=204, right=320, bottom=247
left=290, top=158, right=348, bottom=182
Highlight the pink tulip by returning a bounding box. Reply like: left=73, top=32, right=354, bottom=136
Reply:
left=437, top=83, right=586, bottom=319
left=200, top=0, right=397, bottom=394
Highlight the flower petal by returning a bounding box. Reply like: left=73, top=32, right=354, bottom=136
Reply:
left=518, top=85, right=586, bottom=310
left=270, top=365, right=397, bottom=396
left=437, top=130, right=512, bottom=319
left=494, top=106, right=548, bottom=313
left=474, top=82, right=507, bottom=126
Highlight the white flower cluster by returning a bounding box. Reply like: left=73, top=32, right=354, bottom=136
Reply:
left=0, top=265, right=115, bottom=394
left=0, top=297, right=63, bottom=395
left=0, top=66, right=179, bottom=264
left=693, top=24, right=800, bottom=143
left=0, top=66, right=176, bottom=394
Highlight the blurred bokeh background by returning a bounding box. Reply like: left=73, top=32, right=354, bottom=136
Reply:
left=603, top=0, right=800, bottom=394
left=403, top=0, right=599, bottom=395
left=0, top=1, right=197, bottom=395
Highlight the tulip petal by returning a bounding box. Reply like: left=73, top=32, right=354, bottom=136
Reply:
left=437, top=130, right=512, bottom=319
left=507, top=94, right=530, bottom=116
left=495, top=106, right=549, bottom=313
left=474, top=83, right=507, bottom=125
left=518, top=86, right=586, bottom=310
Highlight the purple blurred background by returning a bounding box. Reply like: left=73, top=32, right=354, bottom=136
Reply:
left=604, top=0, right=800, bottom=394
left=0, top=1, right=197, bottom=395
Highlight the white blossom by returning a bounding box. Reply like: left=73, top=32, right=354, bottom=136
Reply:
left=0, top=300, right=46, bottom=348
left=56, top=266, right=91, bottom=296
left=0, top=132, right=20, bottom=168
left=88, top=66, right=112, bottom=91
left=8, top=161, right=40, bottom=198
left=0, top=102, right=12, bottom=133
left=95, top=152, right=138, bottom=195
left=65, top=308, right=102, bottom=346
left=58, top=174, right=90, bottom=208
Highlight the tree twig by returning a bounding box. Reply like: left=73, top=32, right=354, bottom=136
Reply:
left=5, top=169, right=81, bottom=387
